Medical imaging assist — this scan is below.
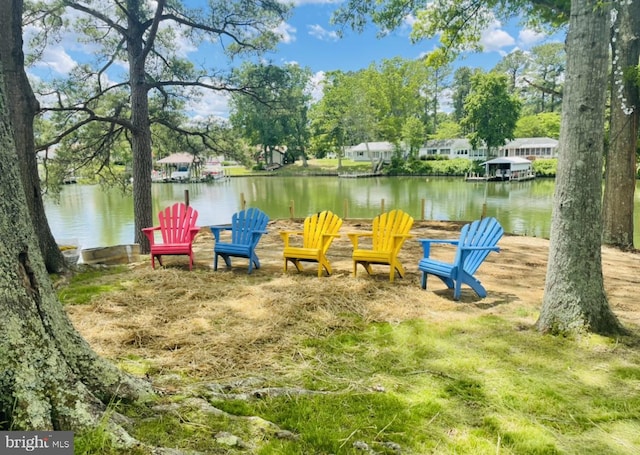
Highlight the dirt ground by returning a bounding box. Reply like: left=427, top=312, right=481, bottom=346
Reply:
left=66, top=218, right=640, bottom=380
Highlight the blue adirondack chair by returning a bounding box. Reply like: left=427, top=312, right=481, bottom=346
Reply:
left=417, top=217, right=503, bottom=300
left=210, top=208, right=269, bottom=273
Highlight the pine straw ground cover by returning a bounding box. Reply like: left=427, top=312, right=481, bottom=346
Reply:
left=60, top=219, right=640, bottom=454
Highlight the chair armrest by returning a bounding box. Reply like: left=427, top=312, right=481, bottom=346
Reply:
left=188, top=226, right=201, bottom=242
left=210, top=224, right=232, bottom=242
left=141, top=226, right=160, bottom=245
left=418, top=238, right=459, bottom=257
left=280, top=230, right=303, bottom=248
left=347, top=232, right=372, bottom=249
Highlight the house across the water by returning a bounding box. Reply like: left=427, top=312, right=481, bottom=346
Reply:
left=345, top=137, right=558, bottom=163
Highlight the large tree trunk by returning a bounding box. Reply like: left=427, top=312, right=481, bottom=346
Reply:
left=127, top=0, right=154, bottom=254
left=0, top=51, right=152, bottom=432
left=601, top=0, right=640, bottom=249
left=536, top=0, right=625, bottom=335
left=0, top=0, right=66, bottom=273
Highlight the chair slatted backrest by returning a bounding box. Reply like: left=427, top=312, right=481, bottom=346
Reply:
left=454, top=217, right=503, bottom=275
left=230, top=208, right=269, bottom=245
left=303, top=211, right=342, bottom=250
left=371, top=209, right=414, bottom=252
left=158, top=203, right=198, bottom=244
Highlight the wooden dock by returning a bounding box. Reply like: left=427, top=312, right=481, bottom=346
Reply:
left=465, top=172, right=536, bottom=182
left=338, top=172, right=382, bottom=179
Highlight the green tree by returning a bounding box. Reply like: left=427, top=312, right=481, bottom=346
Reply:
left=28, top=0, right=289, bottom=253
left=402, top=116, right=426, bottom=157
left=309, top=70, right=379, bottom=170
left=309, top=71, right=352, bottom=167
left=230, top=63, right=312, bottom=166
left=493, top=49, right=530, bottom=95
left=514, top=112, right=561, bottom=138
left=363, top=58, right=429, bottom=143
left=462, top=72, right=521, bottom=158
left=523, top=43, right=565, bottom=113
left=451, top=66, right=479, bottom=133
left=429, top=119, right=462, bottom=139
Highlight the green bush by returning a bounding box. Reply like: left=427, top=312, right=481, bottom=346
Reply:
left=532, top=159, right=557, bottom=177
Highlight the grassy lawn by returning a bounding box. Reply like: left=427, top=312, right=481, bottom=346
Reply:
left=59, top=265, right=640, bottom=455
left=225, top=158, right=374, bottom=177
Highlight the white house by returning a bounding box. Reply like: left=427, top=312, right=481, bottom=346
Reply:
left=346, top=142, right=396, bottom=162
left=500, top=137, right=558, bottom=159
left=419, top=138, right=487, bottom=160
left=420, top=137, right=558, bottom=161
left=345, top=137, right=559, bottom=163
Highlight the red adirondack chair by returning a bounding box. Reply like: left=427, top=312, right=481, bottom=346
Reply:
left=142, top=202, right=200, bottom=270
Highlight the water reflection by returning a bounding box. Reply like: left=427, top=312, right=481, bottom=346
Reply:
left=43, top=177, right=639, bottom=249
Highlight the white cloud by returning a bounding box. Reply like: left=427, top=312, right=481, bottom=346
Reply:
left=185, top=86, right=232, bottom=120
left=404, top=14, right=417, bottom=28
left=308, top=71, right=325, bottom=103
left=480, top=22, right=515, bottom=52
left=308, top=24, right=339, bottom=42
left=34, top=45, right=78, bottom=75
left=275, top=22, right=297, bottom=44
left=518, top=28, right=546, bottom=48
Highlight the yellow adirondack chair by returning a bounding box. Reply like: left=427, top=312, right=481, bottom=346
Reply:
left=348, top=209, right=414, bottom=282
left=280, top=211, right=343, bottom=277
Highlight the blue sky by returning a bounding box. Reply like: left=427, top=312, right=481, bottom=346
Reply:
left=26, top=1, right=563, bottom=119
left=272, top=2, right=549, bottom=74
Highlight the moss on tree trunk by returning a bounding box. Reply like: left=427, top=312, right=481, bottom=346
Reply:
left=0, top=34, right=153, bottom=433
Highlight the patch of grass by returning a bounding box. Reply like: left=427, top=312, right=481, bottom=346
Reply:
left=253, top=392, right=440, bottom=454
left=269, top=318, right=640, bottom=454
left=57, top=267, right=128, bottom=305
left=224, top=165, right=252, bottom=176
left=59, top=261, right=640, bottom=453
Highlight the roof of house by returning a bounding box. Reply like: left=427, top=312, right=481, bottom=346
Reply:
left=423, top=138, right=476, bottom=149
left=503, top=137, right=559, bottom=148
left=156, top=153, right=201, bottom=164
left=348, top=141, right=395, bottom=152
left=482, top=157, right=532, bottom=165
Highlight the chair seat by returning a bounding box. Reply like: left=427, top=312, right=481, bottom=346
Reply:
left=152, top=243, right=192, bottom=252
left=283, top=247, right=321, bottom=261
left=215, top=243, right=252, bottom=256
left=417, top=258, right=454, bottom=277
left=353, top=249, right=393, bottom=264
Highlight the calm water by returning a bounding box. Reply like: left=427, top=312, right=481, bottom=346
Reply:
left=43, top=176, right=640, bottom=249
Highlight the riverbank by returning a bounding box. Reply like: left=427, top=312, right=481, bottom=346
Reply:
left=62, top=218, right=640, bottom=453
